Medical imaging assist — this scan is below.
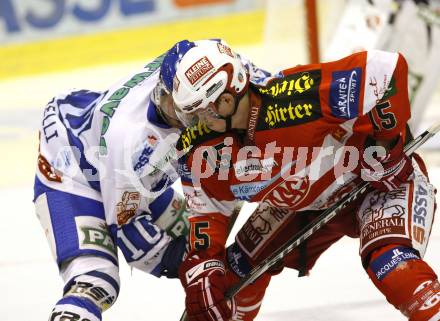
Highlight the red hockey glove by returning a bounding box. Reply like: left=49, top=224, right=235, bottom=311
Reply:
left=360, top=136, right=413, bottom=192
left=179, top=253, right=236, bottom=321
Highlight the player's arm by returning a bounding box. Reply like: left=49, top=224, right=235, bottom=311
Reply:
left=180, top=158, right=234, bottom=255
left=364, top=51, right=411, bottom=140
left=355, top=50, right=414, bottom=191
left=316, top=49, right=411, bottom=139
left=183, top=184, right=232, bottom=257
left=177, top=143, right=239, bottom=321
left=113, top=186, right=192, bottom=278
left=99, top=123, right=188, bottom=277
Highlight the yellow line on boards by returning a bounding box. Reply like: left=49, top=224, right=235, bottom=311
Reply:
left=0, top=10, right=265, bottom=80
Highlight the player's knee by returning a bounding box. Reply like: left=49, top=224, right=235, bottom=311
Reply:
left=60, top=256, right=120, bottom=315
left=232, top=300, right=265, bottom=321
left=365, top=244, right=440, bottom=320
left=227, top=242, right=272, bottom=321
left=229, top=271, right=270, bottom=321
left=230, top=273, right=271, bottom=321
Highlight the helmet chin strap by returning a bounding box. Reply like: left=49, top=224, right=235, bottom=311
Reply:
left=225, top=116, right=233, bottom=132
left=220, top=94, right=241, bottom=132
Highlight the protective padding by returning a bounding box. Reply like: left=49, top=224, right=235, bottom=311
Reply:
left=49, top=296, right=102, bottom=321
left=227, top=271, right=271, bottom=321
left=366, top=244, right=439, bottom=320
left=61, top=256, right=120, bottom=313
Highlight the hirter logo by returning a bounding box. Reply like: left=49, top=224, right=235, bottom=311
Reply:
left=185, top=57, right=214, bottom=85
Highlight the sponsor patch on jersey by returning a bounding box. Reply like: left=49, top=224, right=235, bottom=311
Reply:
left=359, top=187, right=408, bottom=252
left=361, top=205, right=406, bottom=244
left=263, top=175, right=310, bottom=208
left=38, top=153, right=63, bottom=182
left=76, top=216, right=117, bottom=258
left=116, top=191, right=140, bottom=225
left=177, top=121, right=225, bottom=152
left=234, top=157, right=277, bottom=178
left=412, top=182, right=435, bottom=246
left=363, top=50, right=398, bottom=113
left=185, top=56, right=214, bottom=86
left=236, top=204, right=290, bottom=258
left=369, top=247, right=419, bottom=281
left=258, top=70, right=320, bottom=97
left=131, top=131, right=161, bottom=175
left=261, top=102, right=318, bottom=129
left=177, top=162, right=192, bottom=178
left=226, top=242, right=252, bottom=278
left=369, top=76, right=397, bottom=103
left=255, top=70, right=322, bottom=130
left=329, top=67, right=362, bottom=119
left=231, top=160, right=298, bottom=201
left=230, top=181, right=270, bottom=201
left=184, top=190, right=211, bottom=213
left=133, top=144, right=155, bottom=173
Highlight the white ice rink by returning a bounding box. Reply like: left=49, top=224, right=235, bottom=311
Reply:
left=1, top=46, right=440, bottom=321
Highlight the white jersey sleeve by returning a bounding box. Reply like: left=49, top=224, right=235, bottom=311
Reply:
left=37, top=55, right=183, bottom=275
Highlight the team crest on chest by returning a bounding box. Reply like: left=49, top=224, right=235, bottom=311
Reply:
left=263, top=175, right=310, bottom=208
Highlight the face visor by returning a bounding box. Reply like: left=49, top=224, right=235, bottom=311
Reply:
left=174, top=99, right=225, bottom=129
left=152, top=77, right=183, bottom=127
left=151, top=76, right=169, bottom=107
left=174, top=107, right=197, bottom=128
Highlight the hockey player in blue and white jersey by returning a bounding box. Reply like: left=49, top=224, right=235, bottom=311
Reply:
left=33, top=39, right=271, bottom=321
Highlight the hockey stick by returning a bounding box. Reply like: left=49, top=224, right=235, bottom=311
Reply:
left=223, top=122, right=440, bottom=301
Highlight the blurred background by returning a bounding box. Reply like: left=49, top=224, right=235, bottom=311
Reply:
left=1, top=0, right=440, bottom=320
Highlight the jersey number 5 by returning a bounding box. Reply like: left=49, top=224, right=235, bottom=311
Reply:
left=192, top=222, right=210, bottom=250
left=369, top=101, right=397, bottom=131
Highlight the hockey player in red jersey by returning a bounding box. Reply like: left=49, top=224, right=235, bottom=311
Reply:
left=171, top=41, right=440, bottom=321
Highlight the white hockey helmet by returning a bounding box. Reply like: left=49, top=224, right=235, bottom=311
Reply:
left=172, top=40, right=249, bottom=126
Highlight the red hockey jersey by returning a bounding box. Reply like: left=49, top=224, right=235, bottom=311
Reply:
left=177, top=50, right=411, bottom=256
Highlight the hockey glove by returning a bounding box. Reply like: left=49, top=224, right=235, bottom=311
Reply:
left=360, top=135, right=413, bottom=191
left=160, top=235, right=187, bottom=278
left=179, top=253, right=236, bottom=321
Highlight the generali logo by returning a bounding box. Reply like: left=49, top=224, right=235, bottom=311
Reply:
left=185, top=56, right=214, bottom=85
